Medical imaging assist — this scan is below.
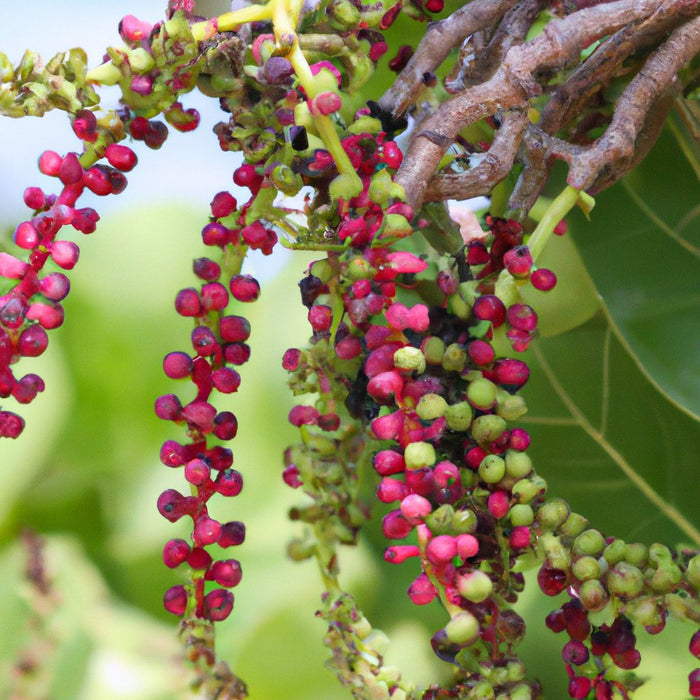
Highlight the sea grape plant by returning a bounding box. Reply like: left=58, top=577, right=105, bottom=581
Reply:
left=1, top=0, right=700, bottom=697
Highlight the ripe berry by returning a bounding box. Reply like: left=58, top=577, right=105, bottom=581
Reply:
left=49, top=240, right=80, bottom=269
left=213, top=411, right=238, bottom=440
left=472, top=295, right=507, bottom=327
left=507, top=303, right=538, bottom=332
left=184, top=458, right=211, bottom=486
left=17, top=325, right=49, bottom=357
left=193, top=257, right=221, bottom=281
left=408, top=573, right=438, bottom=605
left=163, top=538, right=190, bottom=568
left=163, top=351, right=193, bottom=379
left=218, top=521, right=246, bottom=547
left=210, top=191, right=237, bottom=219
left=531, top=268, right=557, bottom=291
left=38, top=150, right=62, bottom=176
left=201, top=222, right=229, bottom=247
left=233, top=164, right=263, bottom=193
left=163, top=585, right=188, bottom=615
left=503, top=246, right=533, bottom=277
left=215, top=468, right=243, bottom=496
left=209, top=559, right=243, bottom=588
left=14, top=221, right=39, bottom=249
left=154, top=393, right=182, bottom=420
left=188, top=547, right=213, bottom=570
left=58, top=152, right=83, bottom=185
left=229, top=274, right=260, bottom=302
left=538, top=562, right=569, bottom=596
left=105, top=143, right=138, bottom=172
left=204, top=589, right=234, bottom=621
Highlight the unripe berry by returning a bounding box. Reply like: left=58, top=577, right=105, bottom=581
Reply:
left=421, top=336, right=446, bottom=364
left=467, top=377, right=497, bottom=410
left=441, top=343, right=467, bottom=372
left=416, top=393, right=448, bottom=420
left=571, top=555, right=601, bottom=581
left=478, top=454, right=506, bottom=484
left=603, top=539, right=627, bottom=566
left=457, top=570, right=493, bottom=602
left=578, top=578, right=609, bottom=611
left=471, top=414, right=507, bottom=444
left=505, top=450, right=532, bottom=479
left=509, top=503, right=534, bottom=527
left=394, top=346, right=426, bottom=373
left=607, top=562, right=644, bottom=598
left=404, top=441, right=436, bottom=469
left=623, top=542, right=649, bottom=568
left=444, top=611, right=479, bottom=645
left=444, top=401, right=473, bottom=431
left=559, top=512, right=589, bottom=538
left=572, top=529, right=606, bottom=557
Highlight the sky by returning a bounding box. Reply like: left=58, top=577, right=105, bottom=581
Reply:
left=0, top=0, right=240, bottom=220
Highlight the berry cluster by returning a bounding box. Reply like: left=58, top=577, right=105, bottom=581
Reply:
left=0, top=112, right=136, bottom=438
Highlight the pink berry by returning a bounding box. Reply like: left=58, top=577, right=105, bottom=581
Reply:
left=23, top=187, right=46, bottom=210
left=312, top=91, right=342, bottom=115
left=175, top=288, right=202, bottom=317
left=691, top=630, right=700, bottom=659
left=378, top=477, right=408, bottom=503
left=119, top=14, right=153, bottom=42
left=0, top=411, right=25, bottom=438
left=201, top=282, right=229, bottom=311
left=509, top=526, right=531, bottom=549
left=288, top=405, right=319, bottom=427
left=283, top=464, right=302, bottom=488
left=426, top=535, right=458, bottom=565
left=191, top=326, right=219, bottom=356
left=408, top=572, right=438, bottom=605
left=48, top=240, right=80, bottom=270
left=72, top=109, right=98, bottom=142
left=308, top=304, right=333, bottom=333
left=14, top=221, right=39, bottom=249
left=188, top=547, right=212, bottom=570
left=17, top=325, right=48, bottom=357
left=382, top=509, right=412, bottom=539
left=488, top=490, right=510, bottom=518
left=212, top=367, right=241, bottom=394
left=503, top=245, right=534, bottom=277
left=509, top=428, right=531, bottom=451
left=193, top=257, right=221, bottom=281
left=38, top=150, right=62, bottom=176
left=160, top=440, right=187, bottom=468
left=374, top=450, right=405, bottom=476
left=282, top=348, right=301, bottom=371
left=493, top=358, right=530, bottom=389
left=384, top=545, right=420, bottom=564
left=400, top=493, right=432, bottom=519
left=467, top=339, right=494, bottom=366
left=223, top=343, right=250, bottom=365
left=456, top=534, right=479, bottom=559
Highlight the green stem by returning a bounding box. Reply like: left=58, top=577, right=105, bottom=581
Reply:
left=527, top=185, right=581, bottom=260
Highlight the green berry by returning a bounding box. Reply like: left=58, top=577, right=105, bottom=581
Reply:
left=467, top=377, right=497, bottom=410
left=624, top=542, right=649, bottom=568
left=456, top=570, right=493, bottom=602
left=511, top=475, right=546, bottom=504
left=425, top=504, right=454, bottom=534
left=444, top=611, right=480, bottom=645
left=416, top=393, right=448, bottom=420
left=509, top=503, right=534, bottom=527
left=404, top=441, right=436, bottom=469
left=579, top=578, right=609, bottom=612
left=441, top=343, right=467, bottom=372
left=471, top=414, right=507, bottom=444
left=649, top=543, right=672, bottom=567
left=509, top=685, right=533, bottom=700
left=507, top=660, right=527, bottom=682
left=496, top=392, right=528, bottom=421
left=471, top=681, right=495, bottom=700
left=603, top=539, right=626, bottom=566
left=539, top=532, right=572, bottom=571
left=559, top=512, right=589, bottom=539
left=686, top=554, right=700, bottom=590
left=452, top=508, right=477, bottom=534
left=421, top=336, right=446, bottom=365
left=394, top=346, right=426, bottom=373
left=536, top=498, right=570, bottom=531
left=607, top=562, right=644, bottom=598
left=445, top=401, right=473, bottom=431
left=571, top=555, right=601, bottom=581
left=649, top=562, right=682, bottom=593
left=505, top=450, right=533, bottom=479
left=572, top=529, right=606, bottom=556
left=478, top=454, right=506, bottom=484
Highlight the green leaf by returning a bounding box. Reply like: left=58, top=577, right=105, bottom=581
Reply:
left=521, top=315, right=700, bottom=547
left=569, top=126, right=700, bottom=420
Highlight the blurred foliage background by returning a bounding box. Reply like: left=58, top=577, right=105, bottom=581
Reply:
left=1, top=1, right=699, bottom=698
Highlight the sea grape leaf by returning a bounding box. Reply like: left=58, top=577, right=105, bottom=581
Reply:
left=568, top=125, right=700, bottom=420
left=522, top=314, right=700, bottom=548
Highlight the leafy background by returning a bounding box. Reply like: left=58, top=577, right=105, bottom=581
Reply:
left=1, top=1, right=699, bottom=698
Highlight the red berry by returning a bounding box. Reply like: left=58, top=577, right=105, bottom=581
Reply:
left=467, top=339, right=495, bottom=366
left=83, top=166, right=112, bottom=195
left=691, top=630, right=700, bottom=659
left=503, top=245, right=534, bottom=277
left=568, top=676, right=591, bottom=699
left=201, top=282, right=229, bottom=311
left=493, top=358, right=530, bottom=389
left=472, top=295, right=507, bottom=327
left=229, top=274, right=260, bottom=302
left=163, top=351, right=193, bottom=379
left=163, top=538, right=190, bottom=568
left=209, top=559, right=242, bottom=587
left=538, top=562, right=569, bottom=596
left=201, top=222, right=230, bottom=247
left=215, top=468, right=243, bottom=496
left=58, top=152, right=83, bottom=185
left=531, top=268, right=557, bottom=291
left=213, top=411, right=238, bottom=440
left=175, top=288, right=202, bottom=317
left=72, top=110, right=98, bottom=142
left=210, top=191, right=237, bottom=219
left=204, top=588, right=234, bottom=621
left=382, top=509, right=413, bottom=539
left=223, top=342, right=250, bottom=365
left=154, top=393, right=182, bottom=420
left=187, top=547, right=212, bottom=570
left=17, top=324, right=48, bottom=357
left=193, top=515, right=221, bottom=546
left=105, top=143, right=138, bottom=172
left=233, top=164, right=262, bottom=194
left=212, top=367, right=241, bottom=393
left=191, top=326, right=219, bottom=356
left=23, top=187, right=46, bottom=210
left=218, top=521, right=246, bottom=547
left=184, top=458, right=210, bottom=486
left=507, top=303, right=538, bottom=332
left=193, top=257, right=221, bottom=281
left=163, top=585, right=188, bottom=615
left=14, top=221, right=39, bottom=249
left=408, top=572, right=438, bottom=605
left=424, top=0, right=443, bottom=11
